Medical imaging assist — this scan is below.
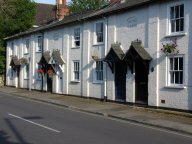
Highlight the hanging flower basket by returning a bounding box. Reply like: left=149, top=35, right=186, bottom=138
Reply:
left=161, top=42, right=179, bottom=55
left=37, top=69, right=44, bottom=77
left=20, top=57, right=28, bottom=65
left=47, top=69, right=55, bottom=78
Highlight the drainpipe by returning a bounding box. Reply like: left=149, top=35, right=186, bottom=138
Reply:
left=41, top=31, right=44, bottom=91
left=104, top=16, right=108, bottom=101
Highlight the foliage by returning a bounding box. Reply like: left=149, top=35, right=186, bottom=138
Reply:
left=69, top=0, right=109, bottom=13
left=161, top=41, right=179, bottom=55
left=0, top=0, right=36, bottom=75
left=19, top=57, right=28, bottom=65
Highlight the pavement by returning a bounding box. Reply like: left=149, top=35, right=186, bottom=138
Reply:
left=0, top=86, right=192, bottom=136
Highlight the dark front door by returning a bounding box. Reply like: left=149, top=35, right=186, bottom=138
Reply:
left=16, top=66, right=20, bottom=88
left=115, top=62, right=126, bottom=101
left=47, top=75, right=52, bottom=93
left=135, top=61, right=148, bottom=104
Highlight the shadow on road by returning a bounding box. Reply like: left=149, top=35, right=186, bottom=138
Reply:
left=0, top=130, right=19, bottom=144
left=4, top=118, right=32, bottom=144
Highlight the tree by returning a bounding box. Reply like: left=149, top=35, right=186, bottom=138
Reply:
left=0, top=0, right=36, bottom=75
left=69, top=0, right=109, bottom=13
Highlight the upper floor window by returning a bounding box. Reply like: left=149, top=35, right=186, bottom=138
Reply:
left=167, top=55, right=184, bottom=86
left=10, top=42, right=14, bottom=56
left=74, top=27, right=80, bottom=47
left=170, top=4, right=184, bottom=33
left=72, top=61, right=80, bottom=81
left=25, top=39, right=29, bottom=54
left=93, top=61, right=103, bottom=83
left=95, top=22, right=104, bottom=44
left=37, top=36, right=42, bottom=52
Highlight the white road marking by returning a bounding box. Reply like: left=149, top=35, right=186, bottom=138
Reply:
left=8, top=113, right=61, bottom=133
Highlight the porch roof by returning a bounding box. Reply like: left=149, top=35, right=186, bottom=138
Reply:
left=125, top=41, right=152, bottom=61
left=52, top=50, right=65, bottom=65
left=39, top=51, right=51, bottom=64
left=104, top=43, right=125, bottom=62
left=10, top=56, right=20, bottom=66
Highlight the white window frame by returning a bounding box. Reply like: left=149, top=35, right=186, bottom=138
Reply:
left=24, top=39, right=29, bottom=54
left=94, top=21, right=104, bottom=44
left=72, top=60, right=80, bottom=82
left=24, top=64, right=29, bottom=79
left=36, top=36, right=42, bottom=52
left=10, top=67, right=14, bottom=79
left=168, top=3, right=184, bottom=35
left=10, top=42, right=14, bottom=56
left=36, top=63, right=42, bottom=80
left=167, top=55, right=184, bottom=87
left=93, top=61, right=104, bottom=83
left=73, top=27, right=80, bottom=47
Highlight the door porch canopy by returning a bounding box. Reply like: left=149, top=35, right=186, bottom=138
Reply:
left=124, top=40, right=152, bottom=74
left=10, top=56, right=20, bottom=71
left=103, top=43, right=125, bottom=73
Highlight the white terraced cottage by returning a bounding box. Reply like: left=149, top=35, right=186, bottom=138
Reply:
left=5, top=0, right=192, bottom=111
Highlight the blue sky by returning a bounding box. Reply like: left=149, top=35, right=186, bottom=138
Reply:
left=34, top=0, right=71, bottom=5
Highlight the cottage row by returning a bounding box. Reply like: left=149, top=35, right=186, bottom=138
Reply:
left=5, top=0, right=192, bottom=111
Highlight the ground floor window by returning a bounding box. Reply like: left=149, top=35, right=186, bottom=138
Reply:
left=24, top=64, right=29, bottom=79
left=168, top=55, right=183, bottom=86
left=73, top=61, right=80, bottom=81
left=36, top=64, right=42, bottom=80
left=93, top=61, right=103, bottom=83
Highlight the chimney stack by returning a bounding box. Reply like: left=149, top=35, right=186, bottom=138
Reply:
left=56, top=0, right=69, bottom=20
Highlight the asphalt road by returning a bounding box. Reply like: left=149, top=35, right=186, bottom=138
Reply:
left=0, top=92, right=192, bottom=144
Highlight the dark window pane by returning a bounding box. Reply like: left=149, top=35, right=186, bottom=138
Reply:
left=179, top=58, right=183, bottom=70
left=176, top=19, right=180, bottom=32
left=170, top=6, right=174, bottom=19
left=170, top=72, right=174, bottom=84
left=180, top=4, right=184, bottom=17
left=175, top=72, right=179, bottom=84
left=180, top=72, right=183, bottom=84
left=175, top=5, right=179, bottom=18
left=170, top=58, right=173, bottom=70
left=174, top=58, right=178, bottom=70
left=180, top=18, right=184, bottom=31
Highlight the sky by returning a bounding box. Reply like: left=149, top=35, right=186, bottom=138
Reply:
left=34, top=0, right=71, bottom=5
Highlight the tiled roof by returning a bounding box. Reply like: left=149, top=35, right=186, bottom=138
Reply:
left=52, top=50, right=65, bottom=65
left=125, top=40, right=152, bottom=61
left=35, top=3, right=56, bottom=26
left=104, top=43, right=125, bottom=62
left=10, top=56, right=20, bottom=66
left=5, top=0, right=156, bottom=40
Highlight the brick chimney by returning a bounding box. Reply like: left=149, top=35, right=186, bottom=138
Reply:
left=56, top=0, right=69, bottom=20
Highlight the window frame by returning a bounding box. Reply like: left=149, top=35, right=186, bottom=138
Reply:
left=36, top=63, right=42, bottom=80
left=72, top=60, right=80, bottom=82
left=10, top=42, right=14, bottom=56
left=24, top=39, right=30, bottom=54
left=73, top=27, right=81, bottom=48
left=167, top=55, right=184, bottom=87
left=168, top=3, right=185, bottom=35
left=94, top=21, right=104, bottom=44
left=24, top=64, right=29, bottom=80
left=36, top=36, right=42, bottom=52
left=93, top=61, right=104, bottom=83
left=10, top=67, right=14, bottom=80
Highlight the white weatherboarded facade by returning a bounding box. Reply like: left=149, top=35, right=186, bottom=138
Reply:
left=6, top=0, right=192, bottom=111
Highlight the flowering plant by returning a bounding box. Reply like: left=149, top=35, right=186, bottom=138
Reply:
left=47, top=69, right=55, bottom=78
left=161, top=42, right=179, bottom=55
left=37, top=69, right=44, bottom=77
